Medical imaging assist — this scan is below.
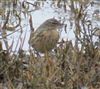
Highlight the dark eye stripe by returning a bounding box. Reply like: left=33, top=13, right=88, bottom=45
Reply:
left=52, top=22, right=58, bottom=24
left=51, top=21, right=60, bottom=25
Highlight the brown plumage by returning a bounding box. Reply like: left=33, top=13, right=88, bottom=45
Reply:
left=29, top=18, right=63, bottom=53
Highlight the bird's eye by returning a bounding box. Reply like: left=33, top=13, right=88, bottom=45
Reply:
left=51, top=21, right=59, bottom=25
left=53, top=21, right=58, bottom=24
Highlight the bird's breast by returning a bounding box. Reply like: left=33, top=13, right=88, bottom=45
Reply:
left=44, top=30, right=59, bottom=39
left=36, top=30, right=59, bottom=52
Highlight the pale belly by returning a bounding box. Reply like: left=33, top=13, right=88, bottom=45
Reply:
left=32, top=30, right=59, bottom=53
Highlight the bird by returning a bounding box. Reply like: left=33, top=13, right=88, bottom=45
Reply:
left=29, top=18, right=63, bottom=53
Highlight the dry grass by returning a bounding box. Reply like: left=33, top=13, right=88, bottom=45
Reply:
left=0, top=0, right=100, bottom=89
left=0, top=40, right=100, bottom=89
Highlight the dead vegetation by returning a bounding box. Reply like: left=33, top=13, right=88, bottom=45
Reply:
left=0, top=0, right=100, bottom=89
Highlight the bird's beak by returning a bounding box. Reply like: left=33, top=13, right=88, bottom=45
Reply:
left=58, top=23, right=64, bottom=29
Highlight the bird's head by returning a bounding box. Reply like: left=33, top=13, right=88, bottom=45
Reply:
left=43, top=18, right=63, bottom=30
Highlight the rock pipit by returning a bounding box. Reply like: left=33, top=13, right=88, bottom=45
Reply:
left=29, top=18, right=63, bottom=53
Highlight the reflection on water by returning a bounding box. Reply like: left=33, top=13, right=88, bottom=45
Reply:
left=92, top=0, right=100, bottom=5
left=89, top=0, right=100, bottom=21
left=92, top=9, right=100, bottom=21
left=91, top=0, right=100, bottom=27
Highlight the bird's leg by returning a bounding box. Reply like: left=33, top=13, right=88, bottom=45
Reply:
left=44, top=51, right=52, bottom=89
left=44, top=51, right=49, bottom=77
left=35, top=51, right=41, bottom=58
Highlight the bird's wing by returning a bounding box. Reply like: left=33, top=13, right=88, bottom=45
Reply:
left=29, top=27, right=46, bottom=44
left=29, top=21, right=49, bottom=45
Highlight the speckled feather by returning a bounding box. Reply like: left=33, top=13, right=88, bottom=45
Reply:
left=29, top=18, right=62, bottom=53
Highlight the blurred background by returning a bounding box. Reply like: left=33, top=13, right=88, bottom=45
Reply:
left=0, top=0, right=100, bottom=53
left=0, top=0, right=100, bottom=89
